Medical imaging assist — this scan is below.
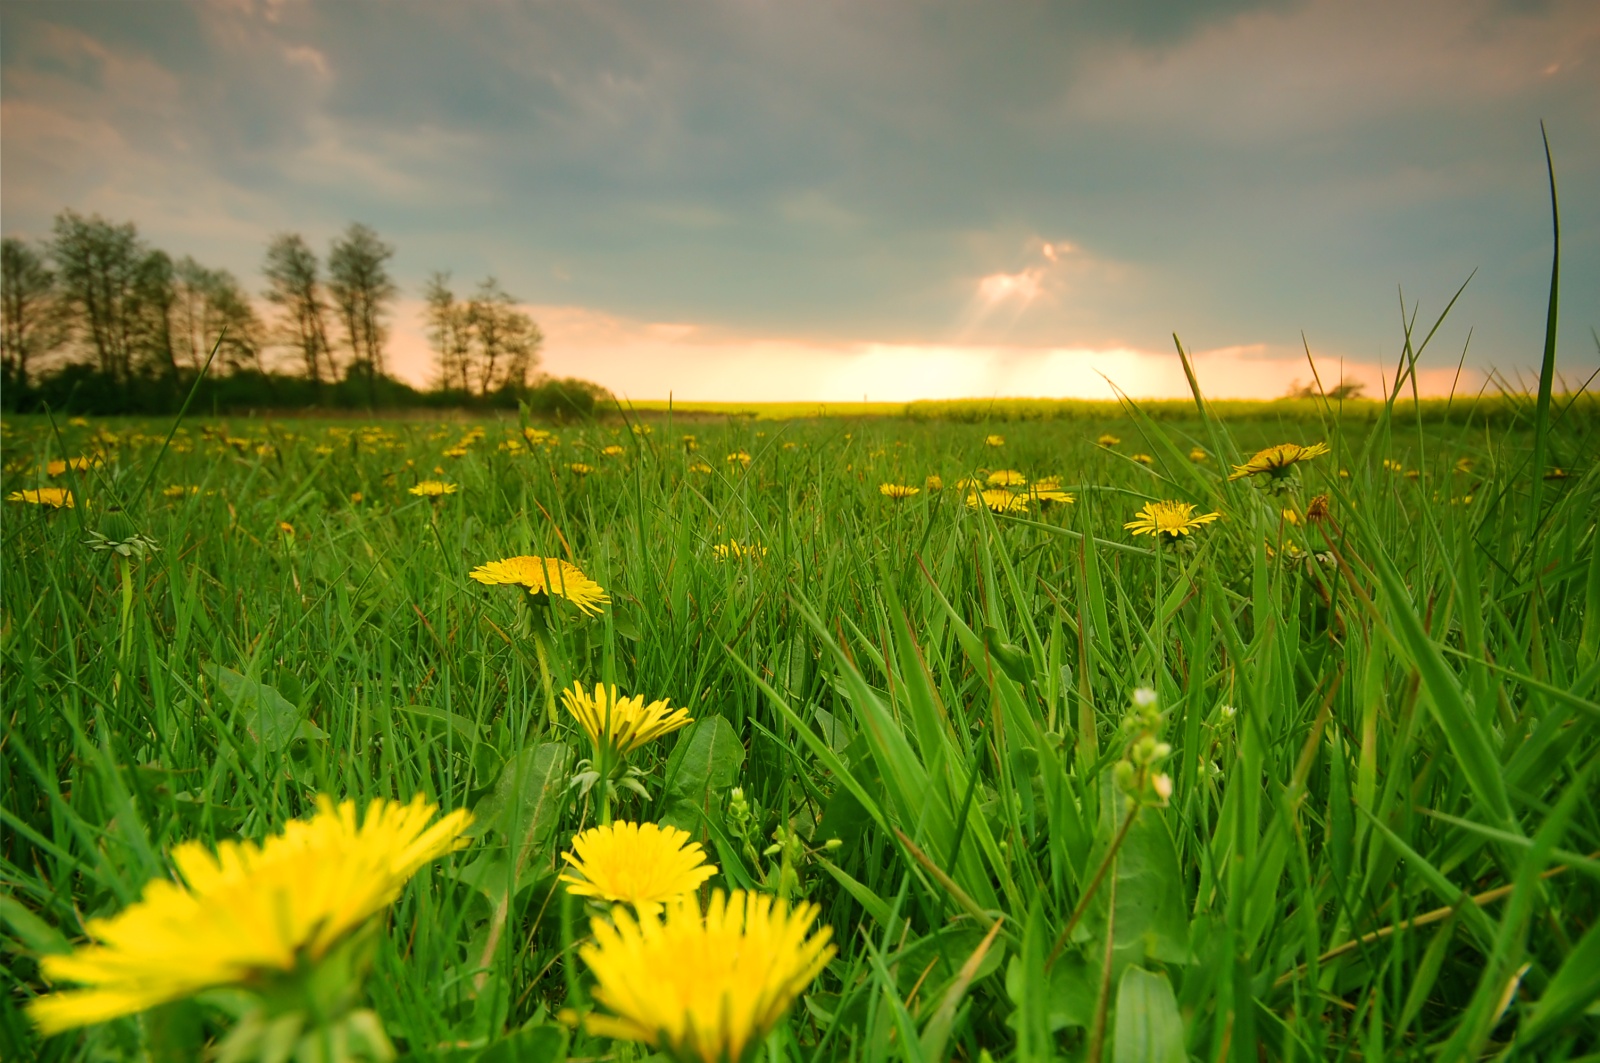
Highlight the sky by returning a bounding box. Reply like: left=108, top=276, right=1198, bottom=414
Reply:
left=2, top=0, right=1597, bottom=401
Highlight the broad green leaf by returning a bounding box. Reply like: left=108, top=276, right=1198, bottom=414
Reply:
left=1112, top=966, right=1186, bottom=1063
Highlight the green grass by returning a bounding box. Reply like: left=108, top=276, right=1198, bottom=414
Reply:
left=1, top=395, right=1597, bottom=1061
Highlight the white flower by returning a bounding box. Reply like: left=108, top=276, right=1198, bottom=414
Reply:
left=1132, top=687, right=1158, bottom=709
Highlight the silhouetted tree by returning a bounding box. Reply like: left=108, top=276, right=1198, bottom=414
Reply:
left=467, top=276, right=542, bottom=395
left=424, top=272, right=473, bottom=393
left=262, top=233, right=334, bottom=385
left=1, top=237, right=64, bottom=393
left=176, top=257, right=265, bottom=373
left=327, top=223, right=396, bottom=402
left=49, top=210, right=144, bottom=382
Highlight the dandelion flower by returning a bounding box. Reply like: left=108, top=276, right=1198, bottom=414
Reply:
left=726, top=451, right=752, bottom=467
left=576, top=891, right=835, bottom=1063
left=28, top=796, right=471, bottom=1035
left=602, top=445, right=626, bottom=457
left=1545, top=467, right=1569, bottom=481
left=469, top=556, right=610, bottom=615
left=408, top=480, right=457, bottom=497
left=1130, top=453, right=1154, bottom=465
left=688, top=461, right=713, bottom=475
left=1029, top=478, right=1076, bottom=505
left=1454, top=457, right=1474, bottom=474
left=1228, top=442, right=1330, bottom=481
left=712, top=541, right=768, bottom=561
left=47, top=456, right=97, bottom=476
left=1189, top=447, right=1208, bottom=463
left=561, top=822, right=717, bottom=917
left=986, top=469, right=1026, bottom=487
left=682, top=435, right=699, bottom=451
left=569, top=463, right=594, bottom=476
left=924, top=474, right=943, bottom=491
left=1097, top=433, right=1121, bottom=447
left=968, top=488, right=1028, bottom=514
left=984, top=434, right=1005, bottom=447
left=879, top=483, right=920, bottom=499
left=8, top=488, right=74, bottom=508
left=1124, top=501, right=1221, bottom=541
left=561, top=682, right=692, bottom=757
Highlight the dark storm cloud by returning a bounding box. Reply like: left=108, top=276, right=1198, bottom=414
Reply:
left=1, top=0, right=1596, bottom=384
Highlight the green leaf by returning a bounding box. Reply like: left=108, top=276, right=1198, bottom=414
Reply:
left=657, top=715, right=744, bottom=832
left=468, top=742, right=572, bottom=881
left=476, top=1023, right=568, bottom=1063
left=204, top=663, right=328, bottom=754
left=1112, top=966, right=1186, bottom=1063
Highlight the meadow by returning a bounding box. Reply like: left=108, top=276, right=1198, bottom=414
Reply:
left=1, top=385, right=1597, bottom=1062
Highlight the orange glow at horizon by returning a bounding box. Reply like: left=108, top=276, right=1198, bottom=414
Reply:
left=381, top=301, right=1477, bottom=402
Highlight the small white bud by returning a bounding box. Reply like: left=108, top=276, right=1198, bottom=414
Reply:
left=1132, top=687, right=1158, bottom=708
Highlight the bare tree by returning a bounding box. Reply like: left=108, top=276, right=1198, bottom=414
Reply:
left=263, top=233, right=334, bottom=385
left=467, top=277, right=542, bottom=395
left=327, top=223, right=396, bottom=400
left=424, top=272, right=473, bottom=393
left=49, top=210, right=143, bottom=382
left=176, top=257, right=266, bottom=373
left=129, top=249, right=179, bottom=378
left=1, top=237, right=64, bottom=392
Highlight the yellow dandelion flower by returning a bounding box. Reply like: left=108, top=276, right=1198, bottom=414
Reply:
left=602, top=445, right=626, bottom=457
left=575, top=891, right=835, bottom=1063
left=687, top=461, right=713, bottom=474
left=560, top=822, right=717, bottom=917
left=1228, top=442, right=1331, bottom=481
left=1282, top=508, right=1301, bottom=525
left=500, top=439, right=526, bottom=453
left=469, top=556, right=610, bottom=615
left=1130, top=453, right=1155, bottom=465
left=561, top=682, right=692, bottom=758
left=161, top=485, right=199, bottom=499
left=47, top=456, right=97, bottom=476
left=8, top=488, right=75, bottom=508
left=1029, top=478, right=1076, bottom=504
left=681, top=435, right=699, bottom=451
left=28, top=796, right=471, bottom=1035
left=1545, top=467, right=1569, bottom=481
left=68, top=416, right=90, bottom=427
left=712, top=540, right=768, bottom=561
left=781, top=441, right=798, bottom=451
left=1189, top=447, right=1208, bottom=462
left=1381, top=458, right=1404, bottom=473
left=1124, top=500, right=1221, bottom=540
left=524, top=427, right=552, bottom=445
left=568, top=462, right=594, bottom=476
left=1097, top=433, right=1121, bottom=447
left=968, top=488, right=1029, bottom=514
left=986, top=469, right=1026, bottom=487
left=631, top=424, right=653, bottom=436
left=954, top=476, right=985, bottom=490
left=350, top=492, right=364, bottom=504
left=1454, top=457, right=1474, bottom=474
left=879, top=483, right=920, bottom=499
left=984, top=434, right=1005, bottom=447
left=925, top=474, right=943, bottom=491
left=408, top=480, right=457, bottom=497
left=726, top=451, right=752, bottom=466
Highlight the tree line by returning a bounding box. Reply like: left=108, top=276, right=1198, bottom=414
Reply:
left=1, top=210, right=603, bottom=414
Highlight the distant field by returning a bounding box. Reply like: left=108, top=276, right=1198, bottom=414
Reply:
left=623, top=392, right=1599, bottom=424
